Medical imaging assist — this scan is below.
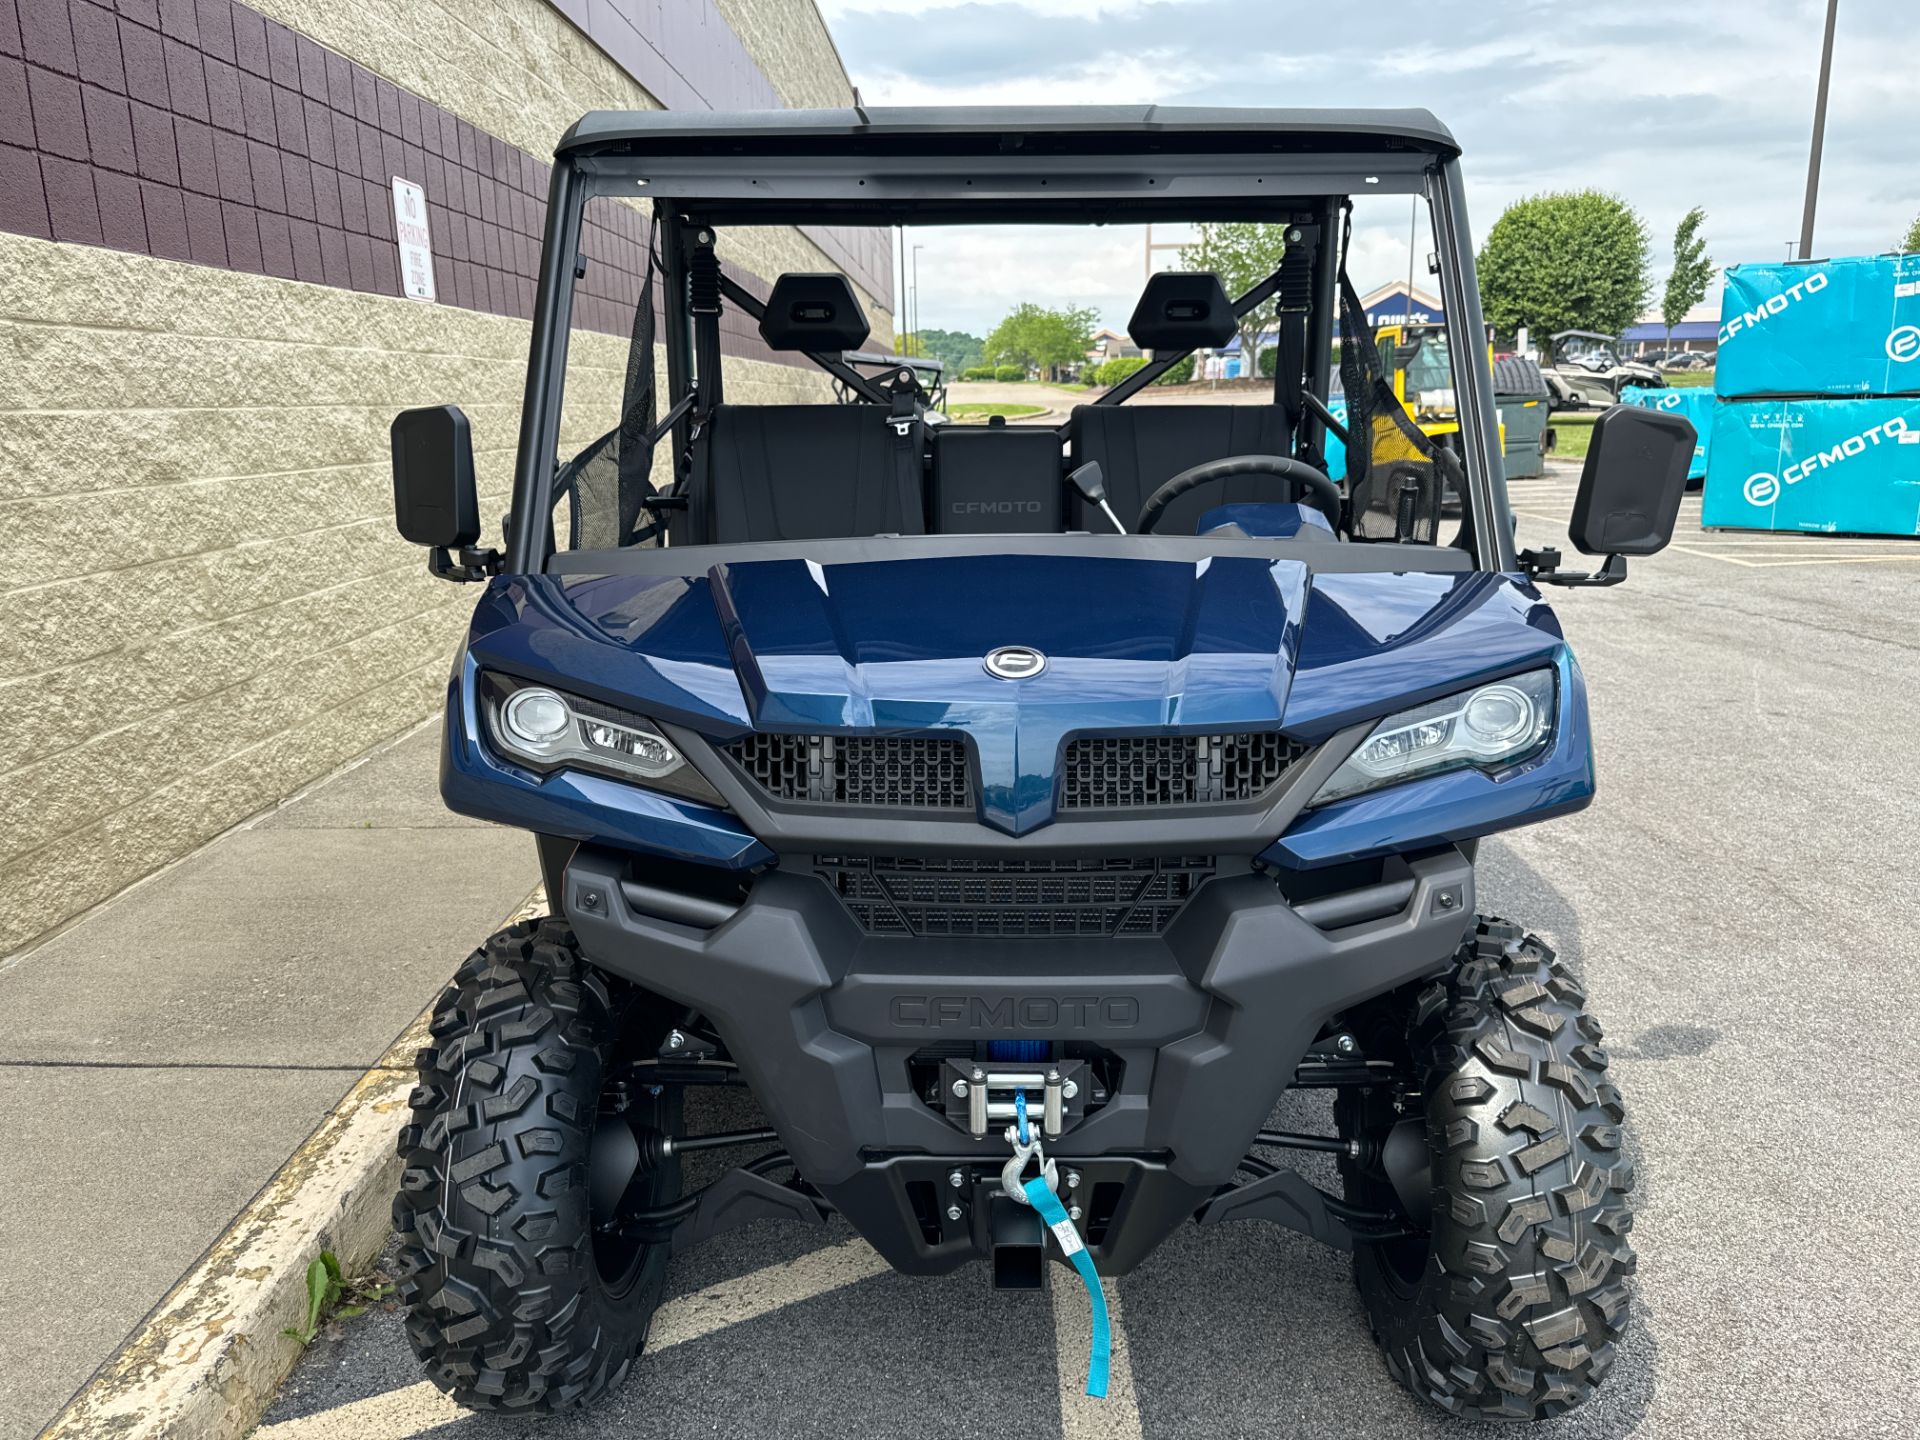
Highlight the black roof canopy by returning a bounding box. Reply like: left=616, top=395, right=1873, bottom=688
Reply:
left=556, top=106, right=1457, bottom=223
left=559, top=106, right=1457, bottom=156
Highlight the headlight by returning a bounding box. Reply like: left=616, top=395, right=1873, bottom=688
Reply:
left=1311, top=669, right=1555, bottom=806
left=481, top=673, right=727, bottom=807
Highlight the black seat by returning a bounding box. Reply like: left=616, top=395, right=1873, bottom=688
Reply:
left=697, top=404, right=924, bottom=543
left=1068, top=405, right=1291, bottom=534
left=689, top=271, right=927, bottom=543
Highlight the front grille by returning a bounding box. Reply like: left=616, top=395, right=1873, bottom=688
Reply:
left=727, top=734, right=972, bottom=809
left=1061, top=733, right=1306, bottom=810
left=817, top=854, right=1216, bottom=938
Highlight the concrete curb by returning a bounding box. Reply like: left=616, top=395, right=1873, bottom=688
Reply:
left=38, top=887, right=546, bottom=1440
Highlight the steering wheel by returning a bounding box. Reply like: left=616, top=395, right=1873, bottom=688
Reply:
left=1135, top=454, right=1342, bottom=534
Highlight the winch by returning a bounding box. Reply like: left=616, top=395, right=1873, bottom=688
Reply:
left=942, top=1058, right=1091, bottom=1139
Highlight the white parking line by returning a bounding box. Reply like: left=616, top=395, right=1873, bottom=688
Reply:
left=1708, top=553, right=1920, bottom=568
left=646, top=1237, right=894, bottom=1348
left=1512, top=510, right=1920, bottom=568
left=1055, top=1282, right=1145, bottom=1440
left=252, top=1239, right=892, bottom=1440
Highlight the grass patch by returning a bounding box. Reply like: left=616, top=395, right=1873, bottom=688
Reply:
left=1663, top=370, right=1714, bottom=388
left=1549, top=412, right=1598, bottom=460
left=945, top=402, right=1047, bottom=422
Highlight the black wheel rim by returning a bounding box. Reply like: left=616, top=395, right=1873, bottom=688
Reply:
left=1334, top=1047, right=1431, bottom=1291
left=589, top=1081, right=677, bottom=1298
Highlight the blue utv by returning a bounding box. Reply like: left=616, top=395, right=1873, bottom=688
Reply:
left=387, top=106, right=1693, bottom=1422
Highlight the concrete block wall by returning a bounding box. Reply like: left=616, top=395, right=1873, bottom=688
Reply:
left=0, top=0, right=891, bottom=956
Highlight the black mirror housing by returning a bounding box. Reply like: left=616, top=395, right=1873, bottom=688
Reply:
left=392, top=405, right=479, bottom=548
left=1568, top=405, right=1692, bottom=557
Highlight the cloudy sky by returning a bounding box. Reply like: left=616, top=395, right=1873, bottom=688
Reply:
left=816, top=0, right=1920, bottom=339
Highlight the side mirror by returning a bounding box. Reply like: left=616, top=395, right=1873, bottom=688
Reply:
left=1519, top=405, right=1691, bottom=588
left=1066, top=461, right=1128, bottom=535
left=1569, top=404, right=1691, bottom=556
left=392, top=405, right=478, bottom=547
left=392, top=406, right=497, bottom=581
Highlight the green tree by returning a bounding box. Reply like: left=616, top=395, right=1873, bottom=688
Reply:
left=1478, top=191, right=1652, bottom=340
left=1662, top=207, right=1714, bottom=349
left=1901, top=212, right=1920, bottom=253
left=1154, top=354, right=1196, bottom=386
left=983, top=303, right=1097, bottom=379
left=913, top=327, right=985, bottom=376
left=1179, top=223, right=1291, bottom=366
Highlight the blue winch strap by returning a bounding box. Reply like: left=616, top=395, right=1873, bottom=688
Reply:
left=1014, top=1087, right=1030, bottom=1144
left=1023, top=1174, right=1110, bottom=1399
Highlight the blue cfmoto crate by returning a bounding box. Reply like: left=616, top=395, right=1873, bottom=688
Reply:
left=1702, top=395, right=1920, bottom=535
left=1620, top=386, right=1711, bottom=480
left=1715, top=254, right=1920, bottom=399
left=1325, top=395, right=1350, bottom=480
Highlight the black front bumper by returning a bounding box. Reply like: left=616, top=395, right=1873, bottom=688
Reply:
left=562, top=845, right=1474, bottom=1274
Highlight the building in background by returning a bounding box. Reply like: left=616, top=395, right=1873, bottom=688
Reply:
left=1622, top=301, right=1719, bottom=358
left=1087, top=326, right=1141, bottom=363
left=0, top=0, right=889, bottom=956
left=1356, top=280, right=1447, bottom=329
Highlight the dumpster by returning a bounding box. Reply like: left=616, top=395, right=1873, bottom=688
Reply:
left=1621, top=386, right=1712, bottom=486
left=1493, top=356, right=1552, bottom=477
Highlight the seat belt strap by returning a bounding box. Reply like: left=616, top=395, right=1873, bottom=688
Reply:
left=887, top=383, right=926, bottom=534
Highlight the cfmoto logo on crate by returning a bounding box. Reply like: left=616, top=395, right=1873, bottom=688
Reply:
left=1719, top=271, right=1829, bottom=344
left=1743, top=415, right=1913, bottom=506
left=1887, top=325, right=1920, bottom=364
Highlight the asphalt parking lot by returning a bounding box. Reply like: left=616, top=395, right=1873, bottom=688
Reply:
left=258, top=468, right=1920, bottom=1440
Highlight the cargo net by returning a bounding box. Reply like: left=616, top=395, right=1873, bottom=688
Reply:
left=1337, top=268, right=1447, bottom=544
left=553, top=213, right=667, bottom=550
left=553, top=423, right=665, bottom=550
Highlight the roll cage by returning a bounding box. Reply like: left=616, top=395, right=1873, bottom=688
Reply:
left=503, top=106, right=1515, bottom=574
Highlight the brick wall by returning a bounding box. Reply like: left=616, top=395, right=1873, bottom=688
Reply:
left=0, top=0, right=888, bottom=957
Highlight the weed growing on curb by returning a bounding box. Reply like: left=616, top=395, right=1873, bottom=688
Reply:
left=282, top=1252, right=394, bottom=1345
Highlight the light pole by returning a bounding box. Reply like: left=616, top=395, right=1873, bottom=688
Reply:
left=1406, top=198, right=1419, bottom=328
left=911, top=244, right=925, bottom=355
left=1798, top=0, right=1840, bottom=261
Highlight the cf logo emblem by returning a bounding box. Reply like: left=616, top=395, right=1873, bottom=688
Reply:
left=984, top=646, right=1047, bottom=680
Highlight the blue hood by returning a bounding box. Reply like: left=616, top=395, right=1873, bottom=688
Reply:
left=466, top=550, right=1562, bottom=835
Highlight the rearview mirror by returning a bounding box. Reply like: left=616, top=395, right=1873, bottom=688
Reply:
left=1569, top=405, right=1691, bottom=557
left=391, top=405, right=479, bottom=548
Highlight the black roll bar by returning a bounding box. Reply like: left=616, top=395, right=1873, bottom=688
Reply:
left=508, top=162, right=584, bottom=572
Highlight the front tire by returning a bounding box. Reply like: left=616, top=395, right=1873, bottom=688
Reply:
left=393, top=918, right=681, bottom=1414
left=1339, top=919, right=1637, bottom=1421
